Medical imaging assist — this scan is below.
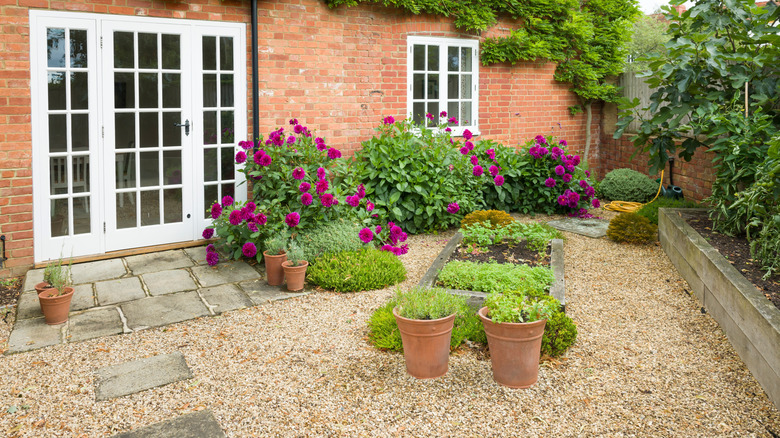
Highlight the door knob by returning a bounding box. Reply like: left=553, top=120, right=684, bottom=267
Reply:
left=174, top=119, right=190, bottom=136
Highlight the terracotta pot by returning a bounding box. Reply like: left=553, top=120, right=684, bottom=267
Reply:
left=38, top=287, right=75, bottom=325
left=393, top=308, right=456, bottom=379
left=263, top=251, right=287, bottom=286
left=35, top=282, right=51, bottom=294
left=281, top=260, right=308, bottom=291
left=478, top=306, right=546, bottom=389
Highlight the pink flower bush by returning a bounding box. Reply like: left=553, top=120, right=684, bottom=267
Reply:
left=293, top=167, right=306, bottom=180
left=447, top=202, right=460, bottom=214
left=235, top=151, right=247, bottom=164
left=359, top=228, right=373, bottom=243
left=285, top=212, right=300, bottom=227
left=242, top=242, right=257, bottom=258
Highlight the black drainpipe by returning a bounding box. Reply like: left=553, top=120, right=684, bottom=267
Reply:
left=251, top=0, right=260, bottom=145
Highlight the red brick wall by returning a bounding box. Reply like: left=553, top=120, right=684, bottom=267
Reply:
left=0, top=0, right=598, bottom=277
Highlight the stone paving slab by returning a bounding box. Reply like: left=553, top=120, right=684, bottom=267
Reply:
left=191, top=261, right=261, bottom=287
left=183, top=246, right=209, bottom=266
left=68, top=307, right=124, bottom=343
left=126, top=250, right=194, bottom=275
left=96, top=277, right=146, bottom=306
left=239, top=279, right=310, bottom=306
left=199, top=284, right=253, bottom=314
left=71, top=284, right=95, bottom=311
left=6, top=318, right=64, bottom=354
left=111, top=410, right=225, bottom=438
left=143, top=269, right=197, bottom=296
left=95, top=351, right=192, bottom=401
left=120, top=291, right=210, bottom=330
left=16, top=291, right=42, bottom=320
left=547, top=217, right=610, bottom=238
left=23, top=268, right=44, bottom=292
left=71, top=259, right=127, bottom=284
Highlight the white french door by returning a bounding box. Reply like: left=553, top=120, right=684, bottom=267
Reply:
left=30, top=12, right=246, bottom=263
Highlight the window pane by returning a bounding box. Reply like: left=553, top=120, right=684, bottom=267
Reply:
left=163, top=150, right=182, bottom=185
left=202, top=36, right=216, bottom=70
left=73, top=196, right=90, bottom=234
left=114, top=72, right=135, bottom=109
left=71, top=114, right=89, bottom=152
left=139, top=73, right=158, bottom=108
left=48, top=114, right=67, bottom=153
left=116, top=153, right=136, bottom=189
left=413, top=45, right=425, bottom=71
left=203, top=185, right=218, bottom=218
left=139, top=112, right=159, bottom=148
left=461, top=102, right=472, bottom=126
left=413, top=74, right=424, bottom=100
left=116, top=192, right=137, bottom=229
left=139, top=151, right=159, bottom=187
left=427, top=45, right=439, bottom=71
left=48, top=72, right=66, bottom=110
left=50, top=157, right=68, bottom=195
left=427, top=102, right=437, bottom=126
left=221, top=111, right=234, bottom=144
left=164, top=188, right=182, bottom=224
left=448, top=47, right=458, bottom=71
left=114, top=32, right=134, bottom=68
left=162, top=112, right=182, bottom=147
left=220, top=74, right=234, bottom=107
left=47, top=28, right=66, bottom=68
left=427, top=74, right=439, bottom=99
left=162, top=73, right=181, bottom=108
left=71, top=72, right=89, bottom=110
left=448, top=74, right=459, bottom=99
left=203, top=74, right=217, bottom=107
left=138, top=33, right=158, bottom=69
left=220, top=37, right=233, bottom=70
left=220, top=147, right=234, bottom=180
left=140, top=190, right=160, bottom=226
left=461, top=74, right=472, bottom=100
left=221, top=183, right=235, bottom=200
left=412, top=102, right=425, bottom=125
left=204, top=148, right=217, bottom=181
left=51, top=198, right=69, bottom=237
left=115, top=113, right=136, bottom=149
left=71, top=155, right=90, bottom=193
left=161, top=34, right=180, bottom=69
left=448, top=102, right=459, bottom=126
left=461, top=47, right=472, bottom=72
left=70, top=29, right=88, bottom=68
left=204, top=111, right=217, bottom=145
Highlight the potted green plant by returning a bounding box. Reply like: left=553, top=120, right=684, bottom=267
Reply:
left=263, top=235, right=288, bottom=286
left=478, top=292, right=556, bottom=388
left=281, top=241, right=307, bottom=291
left=392, top=287, right=466, bottom=379
left=34, top=262, right=58, bottom=294
left=38, top=258, right=74, bottom=325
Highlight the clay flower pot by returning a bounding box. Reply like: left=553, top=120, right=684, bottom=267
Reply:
left=281, top=260, right=308, bottom=291
left=478, top=306, right=546, bottom=388
left=34, top=282, right=51, bottom=294
left=38, top=287, right=75, bottom=325
left=393, top=308, right=456, bottom=379
left=263, top=251, right=287, bottom=286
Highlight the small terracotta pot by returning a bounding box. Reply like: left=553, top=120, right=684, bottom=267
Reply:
left=35, top=282, right=51, bottom=294
left=281, top=260, right=308, bottom=291
left=38, top=287, right=75, bottom=325
left=263, top=251, right=287, bottom=286
left=393, top=308, right=456, bottom=379
left=478, top=306, right=546, bottom=389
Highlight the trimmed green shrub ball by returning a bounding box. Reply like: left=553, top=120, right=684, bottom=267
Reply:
left=308, top=248, right=406, bottom=292
left=598, top=168, right=659, bottom=202
left=636, top=197, right=700, bottom=225
left=298, top=219, right=364, bottom=263
left=606, top=212, right=658, bottom=244
left=461, top=209, right=515, bottom=230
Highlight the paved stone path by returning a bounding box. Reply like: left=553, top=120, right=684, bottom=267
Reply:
left=111, top=410, right=225, bottom=438
left=547, top=217, right=610, bottom=238
left=95, top=352, right=193, bottom=402
left=8, top=247, right=309, bottom=354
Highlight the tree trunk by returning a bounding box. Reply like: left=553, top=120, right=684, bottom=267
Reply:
left=584, top=102, right=592, bottom=168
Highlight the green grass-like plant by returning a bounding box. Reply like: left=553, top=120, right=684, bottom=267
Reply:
left=437, top=261, right=554, bottom=295
left=606, top=212, right=658, bottom=245
left=298, top=219, right=364, bottom=263
left=636, top=197, right=700, bottom=225
left=308, top=248, right=406, bottom=292
left=394, top=287, right=466, bottom=320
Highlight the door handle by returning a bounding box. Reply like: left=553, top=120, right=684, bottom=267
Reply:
left=174, top=119, right=190, bottom=136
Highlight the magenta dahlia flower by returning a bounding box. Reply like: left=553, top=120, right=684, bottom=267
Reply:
left=320, top=193, right=335, bottom=207
left=563, top=173, right=573, bottom=183
left=286, top=135, right=296, bottom=144
left=316, top=167, right=326, bottom=180
left=202, top=228, right=214, bottom=239
left=235, top=151, right=247, bottom=164
left=346, top=195, right=359, bottom=207
left=383, top=115, right=395, bottom=125
left=359, top=228, right=374, bottom=244
left=292, top=167, right=305, bottom=180
left=210, top=203, right=222, bottom=220
left=315, top=179, right=329, bottom=194
left=375, top=225, right=382, bottom=234
left=472, top=165, right=483, bottom=177
left=459, top=146, right=469, bottom=155
left=222, top=195, right=234, bottom=207
left=486, top=148, right=496, bottom=160
left=285, top=212, right=300, bottom=227
left=555, top=165, right=565, bottom=176
left=366, top=202, right=374, bottom=212
left=259, top=154, right=272, bottom=167
left=357, top=184, right=366, bottom=199
left=545, top=178, right=557, bottom=188
left=470, top=155, right=478, bottom=165
left=592, top=198, right=601, bottom=208
left=439, top=111, right=447, bottom=118
left=494, top=175, right=505, bottom=186
left=463, top=129, right=473, bottom=140
left=489, top=165, right=500, bottom=177
left=301, top=193, right=313, bottom=206
left=447, top=202, right=459, bottom=214
left=229, top=209, right=242, bottom=226
left=327, top=148, right=342, bottom=159
left=255, top=213, right=267, bottom=226
left=242, top=242, right=257, bottom=258
left=206, top=250, right=219, bottom=267
left=299, top=182, right=311, bottom=192
left=248, top=222, right=259, bottom=233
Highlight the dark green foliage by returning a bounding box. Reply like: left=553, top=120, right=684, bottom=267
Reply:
left=598, top=168, right=659, bottom=203
left=606, top=212, right=658, bottom=244
left=308, top=248, right=406, bottom=292
left=540, top=306, right=578, bottom=357
left=461, top=209, right=515, bottom=230
left=298, top=219, right=364, bottom=263
left=636, top=197, right=699, bottom=225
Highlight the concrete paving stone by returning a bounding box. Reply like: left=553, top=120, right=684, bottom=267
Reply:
left=239, top=279, right=309, bottom=306
left=143, top=269, right=197, bottom=296
left=96, top=277, right=146, bottom=306
left=71, top=284, right=96, bottom=311
left=23, top=268, right=45, bottom=292
left=125, top=250, right=193, bottom=275
left=71, top=259, right=127, bottom=284
left=120, top=291, right=210, bottom=330
left=68, top=307, right=124, bottom=343
left=6, top=317, right=63, bottom=354
left=15, top=291, right=43, bottom=320
left=191, top=261, right=261, bottom=287
left=547, top=217, right=610, bottom=238
left=183, top=246, right=209, bottom=265
left=199, top=284, right=253, bottom=314
left=111, top=410, right=225, bottom=438
left=94, top=351, right=192, bottom=402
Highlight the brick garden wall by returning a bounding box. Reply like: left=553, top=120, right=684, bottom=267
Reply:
left=0, top=0, right=598, bottom=277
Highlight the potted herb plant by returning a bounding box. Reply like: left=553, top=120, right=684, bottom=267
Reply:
left=281, top=241, right=307, bottom=291
left=38, top=258, right=74, bottom=325
left=392, top=287, right=466, bottom=379
left=263, top=235, right=288, bottom=286
left=34, top=262, right=58, bottom=294
left=478, top=292, right=556, bottom=388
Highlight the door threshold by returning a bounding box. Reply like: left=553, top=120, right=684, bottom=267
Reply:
left=34, top=240, right=213, bottom=268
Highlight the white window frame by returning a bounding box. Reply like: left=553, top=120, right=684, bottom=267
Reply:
left=406, top=36, right=480, bottom=137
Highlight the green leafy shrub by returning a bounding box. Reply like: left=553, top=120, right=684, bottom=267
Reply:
left=461, top=209, right=515, bottom=229
left=541, top=306, right=578, bottom=357
left=437, top=261, right=554, bottom=295
left=606, top=212, right=657, bottom=244
left=636, top=197, right=699, bottom=225
left=298, top=219, right=363, bottom=263
left=394, top=287, right=466, bottom=320
left=597, top=168, right=659, bottom=203
left=484, top=292, right=556, bottom=323
left=307, top=248, right=406, bottom=292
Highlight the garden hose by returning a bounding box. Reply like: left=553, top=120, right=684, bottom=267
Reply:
left=602, top=170, right=665, bottom=213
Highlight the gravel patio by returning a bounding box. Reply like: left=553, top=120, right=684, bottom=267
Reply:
left=1, top=214, right=779, bottom=437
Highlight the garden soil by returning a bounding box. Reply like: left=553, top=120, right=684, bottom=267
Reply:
left=447, top=239, right=549, bottom=267
left=0, top=213, right=778, bottom=436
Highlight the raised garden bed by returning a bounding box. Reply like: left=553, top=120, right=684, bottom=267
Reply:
left=659, top=208, right=780, bottom=410
left=418, top=233, right=565, bottom=311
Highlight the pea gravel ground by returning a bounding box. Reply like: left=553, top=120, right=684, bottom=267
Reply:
left=0, top=213, right=779, bottom=437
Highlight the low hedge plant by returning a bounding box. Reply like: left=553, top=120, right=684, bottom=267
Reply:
left=307, top=248, right=406, bottom=292
left=436, top=261, right=554, bottom=295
